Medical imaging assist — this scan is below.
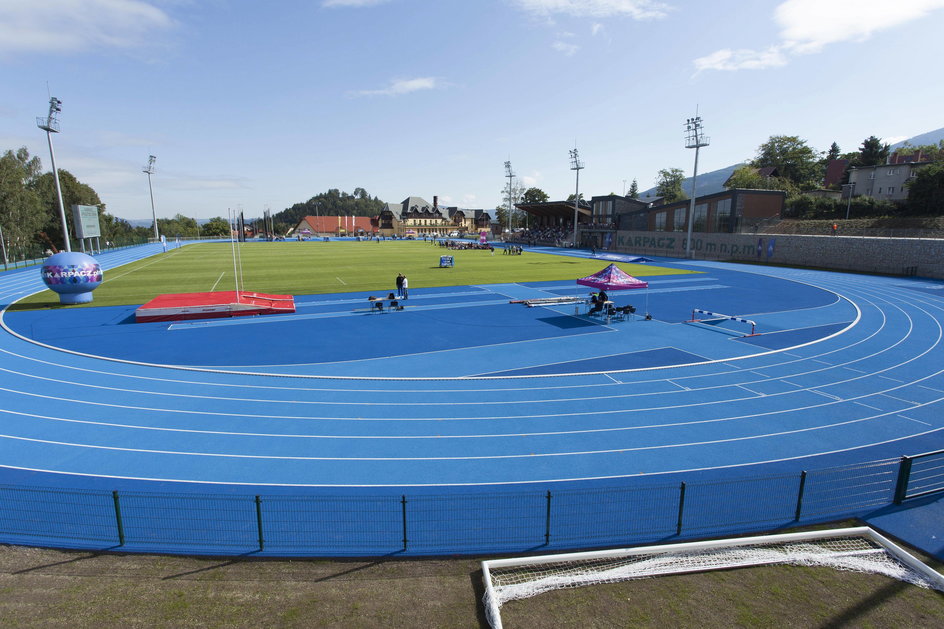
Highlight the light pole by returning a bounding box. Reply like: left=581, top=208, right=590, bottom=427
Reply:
left=36, top=97, right=71, bottom=252
left=684, top=114, right=709, bottom=258
left=504, top=161, right=515, bottom=235
left=569, top=147, right=584, bottom=248
left=844, top=180, right=855, bottom=220
left=143, top=155, right=158, bottom=240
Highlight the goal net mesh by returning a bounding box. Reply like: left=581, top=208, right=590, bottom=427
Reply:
left=482, top=531, right=942, bottom=629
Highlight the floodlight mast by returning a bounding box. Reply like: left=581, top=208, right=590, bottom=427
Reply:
left=504, top=160, right=515, bottom=235
left=36, top=97, right=71, bottom=252
left=569, top=147, right=584, bottom=248
left=684, top=114, right=709, bottom=258
left=143, top=155, right=158, bottom=240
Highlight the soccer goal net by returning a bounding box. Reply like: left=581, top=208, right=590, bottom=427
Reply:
left=481, top=526, right=943, bottom=629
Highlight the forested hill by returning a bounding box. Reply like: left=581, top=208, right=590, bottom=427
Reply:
left=273, top=188, right=386, bottom=226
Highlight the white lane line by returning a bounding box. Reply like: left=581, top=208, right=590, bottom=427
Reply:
left=210, top=272, right=225, bottom=291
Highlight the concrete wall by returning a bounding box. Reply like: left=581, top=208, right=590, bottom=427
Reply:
left=611, top=230, right=944, bottom=279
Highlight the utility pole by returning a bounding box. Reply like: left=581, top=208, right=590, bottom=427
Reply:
left=143, top=155, right=158, bottom=240
left=36, top=97, right=71, bottom=252
left=504, top=160, right=515, bottom=234
left=684, top=114, right=709, bottom=258
left=569, top=147, right=584, bottom=248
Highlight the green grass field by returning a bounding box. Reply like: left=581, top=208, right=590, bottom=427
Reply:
left=22, top=241, right=696, bottom=309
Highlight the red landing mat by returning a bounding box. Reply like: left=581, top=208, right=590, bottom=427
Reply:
left=135, top=291, right=295, bottom=323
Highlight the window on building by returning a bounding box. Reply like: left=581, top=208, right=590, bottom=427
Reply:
left=887, top=168, right=900, bottom=176
left=888, top=187, right=895, bottom=194
left=714, top=198, right=732, bottom=232
left=673, top=207, right=686, bottom=231
left=654, top=212, right=666, bottom=231
left=693, top=203, right=708, bottom=232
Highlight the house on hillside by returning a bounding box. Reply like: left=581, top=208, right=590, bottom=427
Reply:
left=847, top=156, right=931, bottom=202
left=376, top=196, right=492, bottom=237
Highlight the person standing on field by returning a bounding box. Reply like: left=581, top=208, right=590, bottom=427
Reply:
left=396, top=273, right=404, bottom=298
left=401, top=275, right=409, bottom=299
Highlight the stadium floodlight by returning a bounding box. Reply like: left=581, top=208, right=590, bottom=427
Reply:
left=504, top=160, right=515, bottom=234
left=143, top=155, right=158, bottom=240
left=684, top=114, right=709, bottom=258
left=36, top=97, right=71, bottom=252
left=569, top=147, right=584, bottom=248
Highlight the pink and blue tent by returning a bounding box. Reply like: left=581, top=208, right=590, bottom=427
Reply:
left=577, top=263, right=649, bottom=316
left=577, top=263, right=648, bottom=291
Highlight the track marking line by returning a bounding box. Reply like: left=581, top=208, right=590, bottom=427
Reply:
left=878, top=375, right=905, bottom=383
left=896, top=414, right=932, bottom=427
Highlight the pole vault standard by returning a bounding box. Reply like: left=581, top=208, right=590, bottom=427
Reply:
left=690, top=309, right=757, bottom=336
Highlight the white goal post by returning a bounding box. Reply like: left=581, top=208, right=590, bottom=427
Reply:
left=481, top=526, right=944, bottom=629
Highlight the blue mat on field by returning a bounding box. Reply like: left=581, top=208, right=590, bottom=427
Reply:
left=482, top=347, right=707, bottom=376
left=4, top=301, right=606, bottom=367
left=735, top=322, right=852, bottom=350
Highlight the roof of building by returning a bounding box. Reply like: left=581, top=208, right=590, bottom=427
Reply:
left=292, top=216, right=376, bottom=233
left=515, top=200, right=591, bottom=220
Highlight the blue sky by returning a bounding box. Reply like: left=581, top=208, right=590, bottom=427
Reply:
left=2, top=0, right=943, bottom=221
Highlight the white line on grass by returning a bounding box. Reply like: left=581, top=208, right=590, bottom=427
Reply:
left=210, top=272, right=225, bottom=292
left=336, top=277, right=347, bottom=285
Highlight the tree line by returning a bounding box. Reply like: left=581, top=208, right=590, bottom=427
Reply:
left=651, top=135, right=944, bottom=220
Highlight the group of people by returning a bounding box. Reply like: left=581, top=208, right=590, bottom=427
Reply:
left=503, top=246, right=524, bottom=255
left=395, top=273, right=409, bottom=299
left=589, top=289, right=609, bottom=314
left=439, top=240, right=493, bottom=251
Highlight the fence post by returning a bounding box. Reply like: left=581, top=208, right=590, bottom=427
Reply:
left=676, top=482, right=686, bottom=536
left=893, top=456, right=913, bottom=505
left=544, top=491, right=552, bottom=546
left=401, top=495, right=408, bottom=551
left=794, top=470, right=807, bottom=522
left=255, top=495, right=264, bottom=551
left=112, top=490, right=125, bottom=546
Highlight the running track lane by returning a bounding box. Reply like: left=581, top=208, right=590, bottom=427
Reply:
left=0, top=247, right=942, bottom=488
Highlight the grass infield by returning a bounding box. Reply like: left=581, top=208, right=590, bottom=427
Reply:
left=19, top=240, right=694, bottom=309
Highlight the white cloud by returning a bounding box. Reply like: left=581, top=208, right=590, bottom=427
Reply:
left=353, top=77, right=440, bottom=97
left=0, top=0, right=174, bottom=56
left=694, top=0, right=944, bottom=72
left=778, top=0, right=944, bottom=54
left=552, top=40, right=580, bottom=56
left=591, top=23, right=604, bottom=36
left=511, top=0, right=671, bottom=19
left=693, top=47, right=788, bottom=73
left=322, top=0, right=392, bottom=7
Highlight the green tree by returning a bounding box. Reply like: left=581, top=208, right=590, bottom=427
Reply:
left=751, top=135, right=822, bottom=190
left=157, top=214, right=199, bottom=238
left=0, top=148, right=46, bottom=258
left=857, top=136, right=890, bottom=167
left=905, top=162, right=944, bottom=216
left=627, top=178, right=638, bottom=197
left=29, top=167, right=103, bottom=251
left=725, top=165, right=798, bottom=195
left=655, top=168, right=687, bottom=202
left=826, top=142, right=841, bottom=162
left=202, top=216, right=232, bottom=238
left=894, top=141, right=944, bottom=163
left=521, top=187, right=549, bottom=204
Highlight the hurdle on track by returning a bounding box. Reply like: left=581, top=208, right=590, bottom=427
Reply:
left=690, top=308, right=758, bottom=336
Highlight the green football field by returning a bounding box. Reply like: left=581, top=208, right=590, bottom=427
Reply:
left=22, top=241, right=696, bottom=308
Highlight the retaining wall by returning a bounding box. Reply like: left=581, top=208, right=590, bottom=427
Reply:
left=611, top=230, right=944, bottom=279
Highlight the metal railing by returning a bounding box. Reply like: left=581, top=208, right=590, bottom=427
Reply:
left=1, top=451, right=939, bottom=557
